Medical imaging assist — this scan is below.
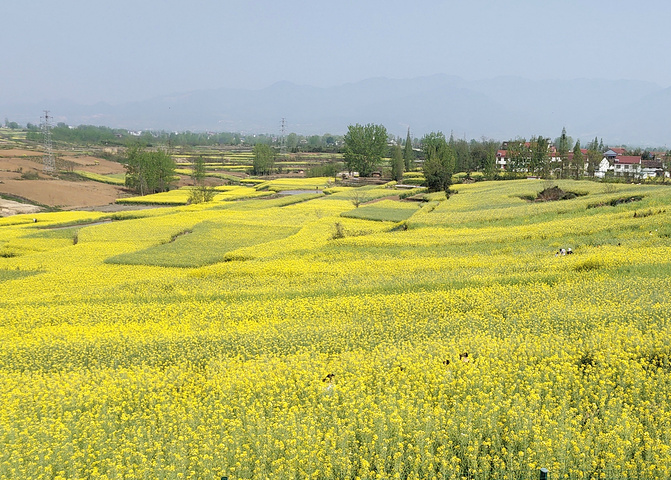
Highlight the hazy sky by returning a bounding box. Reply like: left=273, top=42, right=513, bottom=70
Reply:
left=2, top=0, right=670, bottom=105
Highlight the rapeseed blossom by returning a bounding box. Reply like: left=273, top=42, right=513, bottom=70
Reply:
left=1, top=180, right=670, bottom=479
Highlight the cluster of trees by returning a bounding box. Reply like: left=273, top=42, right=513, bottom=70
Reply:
left=251, top=144, right=275, bottom=175
left=342, top=124, right=389, bottom=177
left=25, top=124, right=248, bottom=147
left=445, top=136, right=499, bottom=176
left=421, top=132, right=456, bottom=192
left=343, top=124, right=417, bottom=181
left=22, top=123, right=346, bottom=150
left=285, top=132, right=341, bottom=152
left=506, top=129, right=606, bottom=179
left=26, top=124, right=129, bottom=145
left=342, top=123, right=498, bottom=193
left=3, top=118, right=21, bottom=129
left=124, top=145, right=177, bottom=195
left=14, top=118, right=671, bottom=186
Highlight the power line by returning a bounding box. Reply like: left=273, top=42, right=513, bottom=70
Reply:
left=280, top=117, right=287, bottom=155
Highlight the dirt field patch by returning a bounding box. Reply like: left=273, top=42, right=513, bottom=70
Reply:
left=0, top=157, right=44, bottom=177
left=0, top=148, right=41, bottom=158
left=0, top=199, right=42, bottom=217
left=59, top=156, right=125, bottom=174
left=0, top=178, right=125, bottom=209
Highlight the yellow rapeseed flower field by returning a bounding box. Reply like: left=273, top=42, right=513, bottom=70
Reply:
left=1, top=179, right=670, bottom=479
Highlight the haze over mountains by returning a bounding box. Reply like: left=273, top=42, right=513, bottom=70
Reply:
left=3, top=75, right=669, bottom=146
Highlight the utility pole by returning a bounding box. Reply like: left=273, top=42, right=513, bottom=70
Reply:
left=41, top=110, right=55, bottom=174
left=280, top=117, right=287, bottom=155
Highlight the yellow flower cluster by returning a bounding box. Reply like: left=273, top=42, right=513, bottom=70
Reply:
left=1, top=180, right=670, bottom=479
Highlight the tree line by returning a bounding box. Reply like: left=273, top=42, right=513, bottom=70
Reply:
left=15, top=119, right=671, bottom=196
left=22, top=123, right=342, bottom=149
left=504, top=130, right=606, bottom=179
left=342, top=123, right=500, bottom=193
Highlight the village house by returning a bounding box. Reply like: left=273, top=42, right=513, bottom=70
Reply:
left=497, top=143, right=668, bottom=179
left=599, top=148, right=667, bottom=179
left=612, top=155, right=643, bottom=177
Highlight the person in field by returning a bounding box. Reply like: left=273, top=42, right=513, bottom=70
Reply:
left=322, top=373, right=335, bottom=394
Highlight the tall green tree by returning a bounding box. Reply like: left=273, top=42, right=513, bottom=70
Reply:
left=191, top=155, right=206, bottom=185
left=343, top=123, right=388, bottom=177
left=188, top=155, right=216, bottom=204
left=124, top=145, right=176, bottom=195
left=308, top=135, right=322, bottom=148
left=451, top=136, right=471, bottom=173
left=403, top=128, right=414, bottom=171
left=252, top=144, right=275, bottom=175
left=529, top=136, right=550, bottom=177
left=390, top=144, right=404, bottom=182
left=556, top=127, right=571, bottom=178
left=286, top=133, right=299, bottom=152
left=422, top=132, right=455, bottom=193
left=571, top=140, right=583, bottom=179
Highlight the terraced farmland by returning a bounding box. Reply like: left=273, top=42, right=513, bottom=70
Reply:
left=1, top=180, right=670, bottom=480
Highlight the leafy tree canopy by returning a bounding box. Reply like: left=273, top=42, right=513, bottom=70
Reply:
left=252, top=144, right=275, bottom=176
left=390, top=145, right=404, bottom=182
left=421, top=132, right=455, bottom=193
left=124, top=145, right=177, bottom=195
left=343, top=123, right=388, bottom=177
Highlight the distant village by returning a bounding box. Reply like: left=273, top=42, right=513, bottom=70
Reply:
left=495, top=143, right=670, bottom=179
left=5, top=118, right=671, bottom=181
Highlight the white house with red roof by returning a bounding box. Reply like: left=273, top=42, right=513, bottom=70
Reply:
left=601, top=147, right=665, bottom=179
left=612, top=155, right=642, bottom=177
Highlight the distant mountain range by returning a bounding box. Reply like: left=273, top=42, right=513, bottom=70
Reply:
left=2, top=75, right=669, bottom=146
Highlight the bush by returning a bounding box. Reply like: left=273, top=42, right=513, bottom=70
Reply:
left=331, top=222, right=346, bottom=239
left=306, top=162, right=343, bottom=178
left=398, top=188, right=428, bottom=199
left=20, top=171, right=40, bottom=180
left=188, top=186, right=217, bottom=204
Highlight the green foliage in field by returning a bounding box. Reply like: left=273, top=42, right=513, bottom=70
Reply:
left=116, top=186, right=270, bottom=205
left=205, top=172, right=243, bottom=182
left=324, top=185, right=396, bottom=202
left=254, top=177, right=333, bottom=192
left=74, top=170, right=126, bottom=185
left=398, top=187, right=428, bottom=199
left=341, top=199, right=420, bottom=222
left=0, top=268, right=39, bottom=281
left=107, top=220, right=300, bottom=268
